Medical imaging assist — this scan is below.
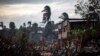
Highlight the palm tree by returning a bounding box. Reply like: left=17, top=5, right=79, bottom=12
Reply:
left=42, top=5, right=51, bottom=23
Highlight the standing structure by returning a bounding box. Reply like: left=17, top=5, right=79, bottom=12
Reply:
left=57, top=13, right=97, bottom=49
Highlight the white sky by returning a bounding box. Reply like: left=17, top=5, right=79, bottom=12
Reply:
left=0, top=0, right=81, bottom=28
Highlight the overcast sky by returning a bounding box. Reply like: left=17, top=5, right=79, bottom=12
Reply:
left=0, top=0, right=81, bottom=28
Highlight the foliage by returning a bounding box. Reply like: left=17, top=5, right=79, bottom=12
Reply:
left=90, top=28, right=98, bottom=37
left=44, top=21, right=55, bottom=37
left=32, top=23, right=38, bottom=33
left=9, top=22, right=15, bottom=29
left=71, top=29, right=85, bottom=37
left=75, top=0, right=100, bottom=19
left=71, top=27, right=98, bottom=38
left=42, top=5, right=51, bottom=23
left=59, top=12, right=69, bottom=20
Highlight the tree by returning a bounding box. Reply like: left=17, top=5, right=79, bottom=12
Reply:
left=9, top=22, right=15, bottom=29
left=28, top=21, right=32, bottom=26
left=9, top=22, right=16, bottom=37
left=32, top=23, right=38, bottom=33
left=0, top=22, right=3, bottom=37
left=0, top=22, right=4, bottom=28
left=43, top=21, right=55, bottom=37
left=59, top=12, right=69, bottom=20
left=42, top=5, right=51, bottom=23
left=27, top=21, right=32, bottom=36
left=75, top=0, right=100, bottom=20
